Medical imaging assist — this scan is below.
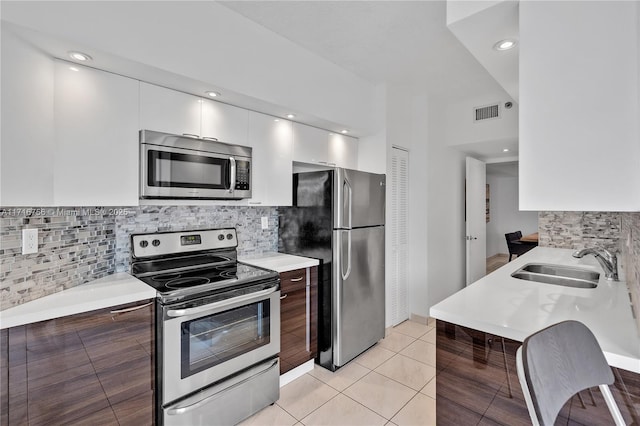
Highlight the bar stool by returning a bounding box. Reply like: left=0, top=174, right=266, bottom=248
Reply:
left=515, top=320, right=625, bottom=425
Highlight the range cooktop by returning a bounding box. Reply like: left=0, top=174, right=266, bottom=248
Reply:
left=130, top=228, right=279, bottom=303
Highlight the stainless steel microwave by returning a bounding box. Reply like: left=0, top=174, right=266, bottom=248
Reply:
left=140, top=130, right=251, bottom=200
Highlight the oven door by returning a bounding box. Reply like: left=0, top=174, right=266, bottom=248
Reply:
left=161, top=282, right=280, bottom=404
left=141, top=144, right=235, bottom=199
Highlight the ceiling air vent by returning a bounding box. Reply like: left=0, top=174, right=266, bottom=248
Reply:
left=474, top=103, right=500, bottom=121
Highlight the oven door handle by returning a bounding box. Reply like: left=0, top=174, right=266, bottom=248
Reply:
left=166, top=286, right=278, bottom=318
left=166, top=358, right=279, bottom=416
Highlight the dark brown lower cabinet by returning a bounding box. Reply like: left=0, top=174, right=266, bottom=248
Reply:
left=1, top=300, right=154, bottom=425
left=436, top=320, right=640, bottom=426
left=279, top=266, right=318, bottom=374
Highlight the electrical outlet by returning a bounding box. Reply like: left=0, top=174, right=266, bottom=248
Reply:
left=22, top=228, right=38, bottom=255
left=261, top=217, right=269, bottom=230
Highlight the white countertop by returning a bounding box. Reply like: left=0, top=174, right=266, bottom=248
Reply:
left=430, top=247, right=640, bottom=373
left=0, top=273, right=156, bottom=329
left=239, top=252, right=319, bottom=273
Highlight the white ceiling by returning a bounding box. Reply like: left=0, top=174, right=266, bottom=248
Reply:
left=446, top=0, right=519, bottom=101
left=220, top=0, right=506, bottom=100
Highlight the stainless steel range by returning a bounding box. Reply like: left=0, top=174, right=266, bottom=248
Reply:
left=130, top=228, right=280, bottom=426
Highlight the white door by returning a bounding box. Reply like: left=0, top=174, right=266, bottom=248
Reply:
left=389, top=147, right=409, bottom=325
left=465, top=156, right=486, bottom=285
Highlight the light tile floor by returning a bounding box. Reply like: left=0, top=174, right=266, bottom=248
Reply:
left=240, top=318, right=437, bottom=426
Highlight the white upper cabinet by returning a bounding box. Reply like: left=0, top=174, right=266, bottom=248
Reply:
left=247, top=112, right=293, bottom=206
left=293, top=123, right=359, bottom=169
left=519, top=1, right=640, bottom=211
left=139, top=82, right=201, bottom=137
left=201, top=99, right=249, bottom=145
left=328, top=133, right=358, bottom=169
left=292, top=122, right=330, bottom=165
left=54, top=61, right=140, bottom=206
left=1, top=28, right=55, bottom=206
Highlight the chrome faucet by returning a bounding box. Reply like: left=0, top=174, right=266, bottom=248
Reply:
left=572, top=247, right=619, bottom=281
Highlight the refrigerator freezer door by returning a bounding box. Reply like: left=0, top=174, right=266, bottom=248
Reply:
left=333, top=226, right=385, bottom=367
left=334, top=169, right=385, bottom=229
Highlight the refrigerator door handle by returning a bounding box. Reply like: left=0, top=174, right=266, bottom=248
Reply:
left=341, top=230, right=352, bottom=280
left=344, top=177, right=353, bottom=229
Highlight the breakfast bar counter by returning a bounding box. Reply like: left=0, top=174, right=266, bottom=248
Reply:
left=429, top=247, right=640, bottom=425
left=430, top=247, right=640, bottom=373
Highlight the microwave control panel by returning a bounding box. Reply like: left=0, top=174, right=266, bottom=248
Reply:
left=235, top=161, right=250, bottom=190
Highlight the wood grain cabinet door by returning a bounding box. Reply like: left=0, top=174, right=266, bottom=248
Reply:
left=2, top=300, right=155, bottom=426
left=279, top=267, right=318, bottom=374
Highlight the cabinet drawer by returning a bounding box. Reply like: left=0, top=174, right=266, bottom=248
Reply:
left=280, top=268, right=307, bottom=293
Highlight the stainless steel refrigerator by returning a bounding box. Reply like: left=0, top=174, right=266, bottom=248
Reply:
left=279, top=168, right=385, bottom=371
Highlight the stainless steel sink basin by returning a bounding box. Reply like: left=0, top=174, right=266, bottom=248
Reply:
left=511, top=263, right=599, bottom=289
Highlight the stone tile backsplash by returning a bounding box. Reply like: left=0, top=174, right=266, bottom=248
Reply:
left=538, top=211, right=621, bottom=252
left=1, top=206, right=278, bottom=310
left=621, top=213, right=640, bottom=330
left=1, top=208, right=117, bottom=310
left=114, top=206, right=278, bottom=272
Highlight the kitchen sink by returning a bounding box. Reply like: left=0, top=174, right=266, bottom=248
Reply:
left=511, top=263, right=599, bottom=289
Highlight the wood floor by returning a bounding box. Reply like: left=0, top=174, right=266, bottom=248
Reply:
left=486, top=253, right=509, bottom=274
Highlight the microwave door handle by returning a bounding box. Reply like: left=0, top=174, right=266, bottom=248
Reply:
left=228, top=156, right=236, bottom=193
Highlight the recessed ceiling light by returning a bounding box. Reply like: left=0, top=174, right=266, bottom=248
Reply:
left=493, top=39, right=517, bottom=51
left=68, top=51, right=92, bottom=61
left=503, top=148, right=510, bottom=152
left=286, top=114, right=296, bottom=119
left=69, top=67, right=79, bottom=72
left=205, top=91, right=220, bottom=98
left=340, top=130, right=349, bottom=134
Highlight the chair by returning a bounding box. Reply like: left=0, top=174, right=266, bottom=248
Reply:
left=516, top=320, right=625, bottom=426
left=505, top=231, right=534, bottom=261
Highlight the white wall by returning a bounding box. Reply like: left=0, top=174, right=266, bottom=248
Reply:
left=383, top=86, right=429, bottom=324
left=444, top=94, right=518, bottom=148
left=519, top=1, right=640, bottom=211
left=358, top=84, right=388, bottom=174
left=420, top=86, right=518, bottom=309
left=425, top=98, right=467, bottom=309
left=1, top=28, right=55, bottom=205
left=486, top=174, right=538, bottom=257
left=407, top=92, right=430, bottom=319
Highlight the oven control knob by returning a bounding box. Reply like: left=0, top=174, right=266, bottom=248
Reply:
left=152, top=239, right=161, bottom=247
left=218, top=234, right=225, bottom=241
left=226, top=233, right=233, bottom=240
left=139, top=240, right=149, bottom=248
